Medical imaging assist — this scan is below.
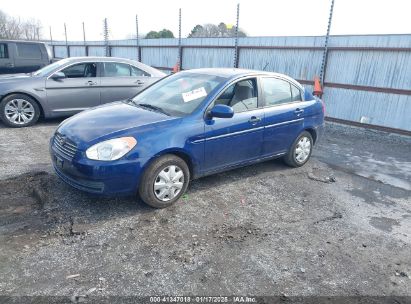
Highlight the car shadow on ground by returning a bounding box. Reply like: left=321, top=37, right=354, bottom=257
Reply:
left=0, top=157, right=295, bottom=243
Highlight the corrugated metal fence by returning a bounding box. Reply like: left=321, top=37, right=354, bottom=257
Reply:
left=51, top=35, right=411, bottom=133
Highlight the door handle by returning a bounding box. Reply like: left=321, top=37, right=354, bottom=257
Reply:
left=86, top=81, right=97, bottom=86
left=134, top=80, right=145, bottom=86
left=294, top=108, right=304, bottom=116
left=248, top=116, right=261, bottom=125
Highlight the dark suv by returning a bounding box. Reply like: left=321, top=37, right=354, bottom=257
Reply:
left=0, top=40, right=51, bottom=74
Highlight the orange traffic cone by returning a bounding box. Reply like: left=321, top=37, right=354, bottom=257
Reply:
left=313, top=76, right=323, bottom=97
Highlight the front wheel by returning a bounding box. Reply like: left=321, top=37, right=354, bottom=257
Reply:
left=139, top=154, right=190, bottom=208
left=283, top=131, right=313, bottom=167
left=0, top=94, right=40, bottom=127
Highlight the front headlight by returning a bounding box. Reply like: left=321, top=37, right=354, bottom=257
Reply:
left=86, top=137, right=137, bottom=161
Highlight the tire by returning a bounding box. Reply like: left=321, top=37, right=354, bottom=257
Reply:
left=0, top=94, right=40, bottom=128
left=283, top=131, right=314, bottom=168
left=139, top=154, right=190, bottom=208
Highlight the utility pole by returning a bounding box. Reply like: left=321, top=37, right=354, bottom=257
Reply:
left=233, top=3, right=240, bottom=68
left=135, top=15, right=140, bottom=61
left=319, top=0, right=335, bottom=85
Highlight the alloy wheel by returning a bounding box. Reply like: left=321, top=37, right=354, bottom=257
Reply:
left=4, top=99, right=35, bottom=125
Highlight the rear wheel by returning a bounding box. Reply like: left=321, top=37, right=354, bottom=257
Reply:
left=139, top=154, right=190, bottom=208
left=283, top=131, right=313, bottom=167
left=0, top=94, right=40, bottom=127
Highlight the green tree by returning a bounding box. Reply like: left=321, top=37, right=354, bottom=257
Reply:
left=145, top=31, right=160, bottom=39
left=188, top=24, right=204, bottom=38
left=158, top=29, right=174, bottom=38
left=145, top=29, right=174, bottom=39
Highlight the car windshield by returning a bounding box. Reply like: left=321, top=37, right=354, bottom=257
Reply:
left=32, top=59, right=70, bottom=77
left=130, top=72, right=226, bottom=116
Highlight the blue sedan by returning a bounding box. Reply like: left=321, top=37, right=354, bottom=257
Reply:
left=50, top=68, right=324, bottom=208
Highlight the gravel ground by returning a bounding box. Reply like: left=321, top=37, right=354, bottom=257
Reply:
left=0, top=119, right=410, bottom=301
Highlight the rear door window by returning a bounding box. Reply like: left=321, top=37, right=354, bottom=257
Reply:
left=103, top=62, right=131, bottom=77
left=261, top=77, right=294, bottom=106
left=130, top=65, right=150, bottom=77
left=16, top=43, right=42, bottom=59
left=0, top=44, right=8, bottom=58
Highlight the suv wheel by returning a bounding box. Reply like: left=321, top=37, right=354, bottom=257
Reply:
left=283, top=131, right=313, bottom=167
left=139, top=154, right=190, bottom=208
left=0, top=94, right=40, bottom=127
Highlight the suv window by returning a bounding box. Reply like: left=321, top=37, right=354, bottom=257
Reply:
left=16, top=43, right=41, bottom=59
left=214, top=78, right=258, bottom=113
left=131, top=65, right=150, bottom=77
left=103, top=62, right=132, bottom=77
left=0, top=44, right=8, bottom=58
left=262, top=78, right=295, bottom=106
left=61, top=63, right=97, bottom=78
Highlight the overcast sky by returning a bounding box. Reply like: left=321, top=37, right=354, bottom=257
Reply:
left=2, top=0, right=410, bottom=41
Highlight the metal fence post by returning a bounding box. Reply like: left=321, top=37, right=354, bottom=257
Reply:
left=104, top=18, right=110, bottom=57
left=136, top=15, right=141, bottom=62
left=64, top=23, right=70, bottom=57
left=319, top=0, right=335, bottom=85
left=83, top=22, right=88, bottom=56
left=233, top=3, right=240, bottom=68
left=49, top=26, right=54, bottom=58
left=178, top=8, right=182, bottom=70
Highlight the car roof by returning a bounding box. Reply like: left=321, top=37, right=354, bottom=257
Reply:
left=56, top=57, right=165, bottom=76
left=62, top=56, right=140, bottom=64
left=183, top=68, right=303, bottom=88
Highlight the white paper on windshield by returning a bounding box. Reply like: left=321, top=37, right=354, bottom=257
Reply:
left=182, top=87, right=207, bottom=102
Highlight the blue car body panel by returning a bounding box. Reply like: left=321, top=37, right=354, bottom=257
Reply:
left=50, top=69, right=324, bottom=196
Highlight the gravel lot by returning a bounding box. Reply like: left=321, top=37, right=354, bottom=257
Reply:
left=0, top=119, right=410, bottom=300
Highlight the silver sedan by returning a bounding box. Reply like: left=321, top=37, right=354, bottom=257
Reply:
left=0, top=57, right=166, bottom=127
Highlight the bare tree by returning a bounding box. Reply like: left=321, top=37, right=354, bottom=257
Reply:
left=0, top=10, right=42, bottom=40
left=188, top=22, right=246, bottom=38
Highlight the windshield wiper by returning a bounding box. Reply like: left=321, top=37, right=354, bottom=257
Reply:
left=138, top=103, right=170, bottom=116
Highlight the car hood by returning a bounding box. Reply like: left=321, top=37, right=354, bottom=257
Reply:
left=57, top=102, right=177, bottom=144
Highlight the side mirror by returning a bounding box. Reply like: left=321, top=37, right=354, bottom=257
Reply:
left=50, top=71, right=66, bottom=80
left=209, top=104, right=234, bottom=119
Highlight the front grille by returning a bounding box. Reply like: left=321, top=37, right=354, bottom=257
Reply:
left=53, top=133, right=78, bottom=159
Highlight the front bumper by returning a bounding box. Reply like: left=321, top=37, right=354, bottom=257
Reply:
left=50, top=141, right=149, bottom=196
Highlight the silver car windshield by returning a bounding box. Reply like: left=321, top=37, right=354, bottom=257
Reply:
left=32, top=59, right=70, bottom=77
left=130, top=72, right=226, bottom=117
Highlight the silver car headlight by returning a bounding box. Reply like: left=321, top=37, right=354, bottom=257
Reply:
left=86, top=137, right=137, bottom=161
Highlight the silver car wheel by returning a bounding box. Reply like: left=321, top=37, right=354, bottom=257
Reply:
left=153, top=165, right=185, bottom=202
left=295, top=136, right=311, bottom=163
left=4, top=99, right=35, bottom=125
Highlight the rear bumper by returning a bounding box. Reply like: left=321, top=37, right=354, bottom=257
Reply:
left=50, top=143, right=149, bottom=196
